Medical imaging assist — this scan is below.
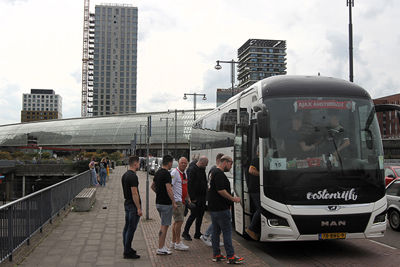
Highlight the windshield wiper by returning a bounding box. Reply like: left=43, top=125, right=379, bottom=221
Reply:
left=327, top=129, right=345, bottom=176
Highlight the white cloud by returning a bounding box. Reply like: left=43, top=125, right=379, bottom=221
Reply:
left=0, top=0, right=399, bottom=126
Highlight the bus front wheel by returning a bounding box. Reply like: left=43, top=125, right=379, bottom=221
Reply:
left=388, top=209, right=400, bottom=231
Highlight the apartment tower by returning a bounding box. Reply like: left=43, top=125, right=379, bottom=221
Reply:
left=92, top=4, right=138, bottom=116
left=237, top=39, right=287, bottom=88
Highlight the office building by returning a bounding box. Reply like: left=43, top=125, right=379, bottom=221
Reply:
left=92, top=4, right=138, bottom=116
left=237, top=39, right=287, bottom=88
left=21, top=89, right=62, bottom=122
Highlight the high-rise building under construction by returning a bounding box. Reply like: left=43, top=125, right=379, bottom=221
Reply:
left=82, top=2, right=138, bottom=117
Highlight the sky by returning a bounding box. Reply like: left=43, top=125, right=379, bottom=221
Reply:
left=0, top=0, right=399, bottom=125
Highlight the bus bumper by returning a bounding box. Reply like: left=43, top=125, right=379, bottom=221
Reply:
left=259, top=199, right=387, bottom=242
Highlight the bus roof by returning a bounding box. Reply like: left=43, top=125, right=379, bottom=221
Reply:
left=261, top=75, right=371, bottom=99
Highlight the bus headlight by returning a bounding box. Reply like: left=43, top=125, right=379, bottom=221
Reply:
left=373, top=211, right=386, bottom=224
left=267, top=216, right=290, bottom=227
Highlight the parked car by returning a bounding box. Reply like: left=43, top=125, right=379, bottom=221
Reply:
left=384, top=166, right=400, bottom=186
left=149, top=157, right=163, bottom=175
left=386, top=178, right=400, bottom=231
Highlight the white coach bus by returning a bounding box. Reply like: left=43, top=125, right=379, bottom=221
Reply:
left=190, top=75, right=394, bottom=241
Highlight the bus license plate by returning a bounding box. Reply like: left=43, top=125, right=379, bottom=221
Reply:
left=319, top=233, right=346, bottom=240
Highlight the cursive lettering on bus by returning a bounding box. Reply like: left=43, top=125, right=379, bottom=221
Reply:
left=306, top=188, right=358, bottom=201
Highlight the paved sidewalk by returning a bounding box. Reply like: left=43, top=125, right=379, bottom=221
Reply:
left=138, top=170, right=269, bottom=267
left=12, top=166, right=151, bottom=267
left=5, top=166, right=270, bottom=266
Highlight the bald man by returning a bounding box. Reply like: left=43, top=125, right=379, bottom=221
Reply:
left=170, top=157, right=190, bottom=251
left=182, top=156, right=208, bottom=241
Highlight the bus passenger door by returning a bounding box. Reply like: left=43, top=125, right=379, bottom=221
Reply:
left=233, top=125, right=247, bottom=235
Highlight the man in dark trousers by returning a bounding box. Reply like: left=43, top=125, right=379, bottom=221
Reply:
left=208, top=155, right=244, bottom=264
left=182, top=156, right=208, bottom=241
left=121, top=156, right=142, bottom=259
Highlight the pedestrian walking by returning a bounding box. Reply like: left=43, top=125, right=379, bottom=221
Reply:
left=89, top=157, right=98, bottom=186
left=121, top=155, right=142, bottom=259
left=106, top=157, right=110, bottom=178
left=201, top=153, right=224, bottom=247
left=182, top=156, right=208, bottom=241
left=208, top=155, right=244, bottom=264
left=151, top=155, right=176, bottom=255
left=170, top=157, right=190, bottom=251
left=99, top=157, right=108, bottom=186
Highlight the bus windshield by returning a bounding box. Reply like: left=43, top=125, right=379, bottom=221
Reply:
left=261, top=97, right=385, bottom=205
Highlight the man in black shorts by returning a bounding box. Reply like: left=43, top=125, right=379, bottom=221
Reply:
left=121, top=156, right=142, bottom=259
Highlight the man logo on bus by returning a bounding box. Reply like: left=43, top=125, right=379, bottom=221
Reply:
left=321, top=220, right=346, bottom=227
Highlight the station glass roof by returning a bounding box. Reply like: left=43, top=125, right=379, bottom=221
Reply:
left=0, top=109, right=212, bottom=147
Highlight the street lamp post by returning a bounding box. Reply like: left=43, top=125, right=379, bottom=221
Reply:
left=160, top=117, right=173, bottom=155
left=139, top=124, right=147, bottom=156
left=347, top=0, right=354, bottom=82
left=183, top=93, right=207, bottom=121
left=168, top=109, right=185, bottom=159
left=215, top=59, right=240, bottom=96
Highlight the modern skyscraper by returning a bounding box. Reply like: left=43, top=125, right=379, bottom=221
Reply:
left=21, top=89, right=62, bottom=122
left=237, top=39, right=287, bottom=88
left=91, top=4, right=138, bottom=116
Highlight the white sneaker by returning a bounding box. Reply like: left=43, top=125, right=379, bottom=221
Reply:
left=169, top=241, right=175, bottom=249
left=200, top=235, right=212, bottom=247
left=156, top=247, right=172, bottom=255
left=174, top=241, right=189, bottom=251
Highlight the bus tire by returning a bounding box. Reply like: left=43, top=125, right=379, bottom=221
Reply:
left=388, top=209, right=400, bottom=231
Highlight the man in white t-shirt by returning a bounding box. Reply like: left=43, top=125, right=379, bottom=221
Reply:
left=170, top=157, right=190, bottom=251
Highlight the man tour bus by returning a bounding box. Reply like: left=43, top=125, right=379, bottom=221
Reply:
left=190, top=75, right=398, bottom=241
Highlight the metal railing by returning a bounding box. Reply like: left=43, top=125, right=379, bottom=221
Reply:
left=0, top=170, right=91, bottom=262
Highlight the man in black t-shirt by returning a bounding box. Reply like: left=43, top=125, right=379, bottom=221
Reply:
left=182, top=156, right=208, bottom=241
left=151, top=155, right=175, bottom=255
left=207, top=156, right=244, bottom=264
left=121, top=156, right=142, bottom=259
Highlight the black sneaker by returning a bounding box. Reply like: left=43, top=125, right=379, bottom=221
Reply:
left=182, top=232, right=192, bottom=241
left=193, top=232, right=203, bottom=239
left=123, top=252, right=140, bottom=259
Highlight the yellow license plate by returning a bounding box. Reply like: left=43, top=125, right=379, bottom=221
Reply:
left=319, top=232, right=346, bottom=240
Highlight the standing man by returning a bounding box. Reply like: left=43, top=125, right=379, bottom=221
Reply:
left=208, top=156, right=244, bottom=264
left=245, top=148, right=261, bottom=241
left=201, top=153, right=224, bottom=247
left=121, top=156, right=142, bottom=259
left=170, top=157, right=190, bottom=250
left=151, top=155, right=176, bottom=255
left=182, top=156, right=208, bottom=241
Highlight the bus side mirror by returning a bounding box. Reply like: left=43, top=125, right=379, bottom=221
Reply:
left=256, top=110, right=270, bottom=138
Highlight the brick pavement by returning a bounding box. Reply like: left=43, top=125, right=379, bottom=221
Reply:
left=137, top=170, right=269, bottom=267
left=3, top=166, right=270, bottom=267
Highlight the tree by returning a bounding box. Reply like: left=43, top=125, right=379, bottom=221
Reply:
left=0, top=151, right=12, bottom=160
left=110, top=151, right=123, bottom=161
left=12, top=151, right=24, bottom=159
